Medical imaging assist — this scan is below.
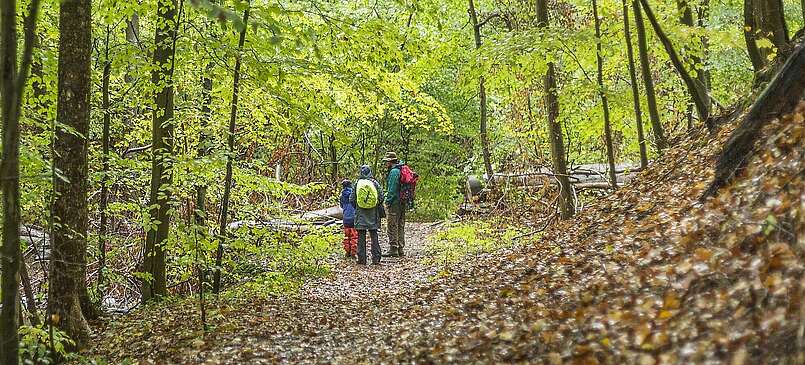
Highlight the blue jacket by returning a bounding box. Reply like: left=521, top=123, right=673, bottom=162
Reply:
left=340, top=187, right=356, bottom=227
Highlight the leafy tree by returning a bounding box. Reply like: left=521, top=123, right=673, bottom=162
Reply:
left=50, top=0, right=93, bottom=346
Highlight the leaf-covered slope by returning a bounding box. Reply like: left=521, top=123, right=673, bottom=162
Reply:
left=382, top=103, right=804, bottom=363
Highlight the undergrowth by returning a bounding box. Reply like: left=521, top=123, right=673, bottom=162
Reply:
left=423, top=220, right=521, bottom=269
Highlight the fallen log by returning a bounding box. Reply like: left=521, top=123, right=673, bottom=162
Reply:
left=300, top=206, right=342, bottom=221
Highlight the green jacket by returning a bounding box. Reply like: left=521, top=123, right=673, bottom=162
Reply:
left=385, top=164, right=403, bottom=206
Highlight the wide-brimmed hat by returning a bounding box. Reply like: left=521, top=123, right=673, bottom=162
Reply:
left=382, top=151, right=399, bottom=162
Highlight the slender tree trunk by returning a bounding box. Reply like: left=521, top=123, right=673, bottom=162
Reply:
left=1, top=0, right=41, bottom=362
left=537, top=0, right=574, bottom=218
left=744, top=0, right=765, bottom=72
left=20, top=261, right=39, bottom=325
left=639, top=0, right=711, bottom=126
left=143, top=0, right=179, bottom=302
left=124, top=13, right=140, bottom=83
left=697, top=0, right=712, bottom=91
left=593, top=0, right=618, bottom=188
left=0, top=2, right=22, bottom=360
left=213, top=4, right=250, bottom=294
left=622, top=0, right=648, bottom=168
left=468, top=0, right=494, bottom=181
left=632, top=0, right=668, bottom=150
left=678, top=0, right=709, bottom=127
left=329, top=132, right=338, bottom=181
left=51, top=0, right=93, bottom=346
left=98, top=25, right=112, bottom=304
left=761, top=0, right=789, bottom=47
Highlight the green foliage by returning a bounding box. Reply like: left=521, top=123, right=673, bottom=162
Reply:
left=423, top=221, right=520, bottom=267
left=409, top=175, right=463, bottom=221
left=18, top=325, right=77, bottom=364
left=232, top=226, right=341, bottom=296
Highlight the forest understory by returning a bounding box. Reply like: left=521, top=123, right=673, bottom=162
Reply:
left=79, top=102, right=804, bottom=364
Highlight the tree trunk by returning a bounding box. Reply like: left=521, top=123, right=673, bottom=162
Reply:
left=622, top=0, right=648, bottom=168
left=1, top=0, right=41, bottom=362
left=213, top=4, right=250, bottom=294
left=639, top=0, right=711, bottom=127
left=329, top=132, right=338, bottom=181
left=744, top=0, right=765, bottom=72
left=632, top=0, right=668, bottom=150
left=468, top=0, right=494, bottom=181
left=124, top=13, right=139, bottom=83
left=20, top=260, right=39, bottom=325
left=678, top=0, right=710, bottom=127
left=51, top=0, right=93, bottom=346
left=593, top=0, right=619, bottom=188
left=537, top=0, right=574, bottom=218
left=704, top=43, right=805, bottom=198
left=760, top=0, right=789, bottom=48
left=143, top=0, right=179, bottom=302
left=697, top=0, right=712, bottom=92
left=98, top=25, right=112, bottom=304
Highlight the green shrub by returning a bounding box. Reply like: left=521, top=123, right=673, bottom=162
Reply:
left=423, top=220, right=519, bottom=267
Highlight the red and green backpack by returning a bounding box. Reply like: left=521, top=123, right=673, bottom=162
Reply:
left=398, top=164, right=419, bottom=210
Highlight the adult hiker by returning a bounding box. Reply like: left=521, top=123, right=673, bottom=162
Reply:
left=350, top=165, right=385, bottom=265
left=339, top=179, right=357, bottom=258
left=383, top=151, right=406, bottom=257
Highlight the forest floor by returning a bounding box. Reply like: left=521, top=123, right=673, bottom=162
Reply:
left=84, top=104, right=804, bottom=364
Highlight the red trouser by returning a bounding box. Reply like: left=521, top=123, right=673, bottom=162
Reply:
left=343, top=227, right=358, bottom=256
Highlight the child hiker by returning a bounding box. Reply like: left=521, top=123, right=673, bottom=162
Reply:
left=340, top=179, right=358, bottom=258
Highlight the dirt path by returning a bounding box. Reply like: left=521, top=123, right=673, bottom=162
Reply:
left=302, top=223, right=439, bottom=301
left=186, top=222, right=444, bottom=364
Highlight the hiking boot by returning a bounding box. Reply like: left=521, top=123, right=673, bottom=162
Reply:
left=371, top=261, right=381, bottom=265
left=383, top=249, right=400, bottom=257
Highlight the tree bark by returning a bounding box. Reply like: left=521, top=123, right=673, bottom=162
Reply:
left=638, top=0, right=711, bottom=126
left=329, top=132, right=338, bottom=181
left=744, top=0, right=765, bottom=72
left=143, top=0, right=179, bottom=302
left=632, top=0, right=668, bottom=150
left=696, top=0, right=712, bottom=92
left=98, top=27, right=112, bottom=301
left=468, top=0, right=495, bottom=181
left=1, top=0, right=41, bottom=362
left=213, top=4, right=250, bottom=294
left=622, top=0, right=648, bottom=168
left=20, top=260, right=39, bottom=325
left=537, top=0, right=574, bottom=218
left=593, top=0, right=618, bottom=188
left=51, top=0, right=93, bottom=346
left=678, top=0, right=710, bottom=127
left=760, top=0, right=789, bottom=48
left=703, top=43, right=805, bottom=198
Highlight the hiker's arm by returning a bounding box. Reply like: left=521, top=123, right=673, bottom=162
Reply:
left=349, top=188, right=356, bottom=205
left=385, top=169, right=400, bottom=205
left=376, top=181, right=385, bottom=205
